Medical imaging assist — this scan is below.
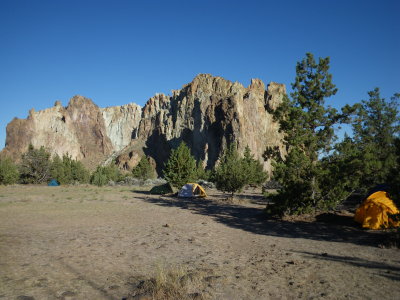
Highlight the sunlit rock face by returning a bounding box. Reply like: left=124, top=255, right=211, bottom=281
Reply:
left=101, top=103, right=142, bottom=151
left=2, top=96, right=114, bottom=168
left=2, top=74, right=285, bottom=173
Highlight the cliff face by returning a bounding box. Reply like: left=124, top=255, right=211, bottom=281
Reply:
left=1, top=74, right=285, bottom=173
left=101, top=103, right=142, bottom=151
left=2, top=96, right=136, bottom=169
left=125, top=74, right=285, bottom=173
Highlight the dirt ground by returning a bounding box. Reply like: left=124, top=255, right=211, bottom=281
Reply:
left=0, top=185, right=399, bottom=300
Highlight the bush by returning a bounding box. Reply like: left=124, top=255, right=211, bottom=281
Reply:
left=163, top=142, right=197, bottom=188
left=19, top=144, right=52, bottom=184
left=51, top=154, right=89, bottom=184
left=90, top=164, right=121, bottom=187
left=0, top=157, right=19, bottom=185
left=213, top=144, right=248, bottom=196
left=132, top=156, right=156, bottom=180
left=242, top=146, right=267, bottom=186
left=195, top=160, right=211, bottom=181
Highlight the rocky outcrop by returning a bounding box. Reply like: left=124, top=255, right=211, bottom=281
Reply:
left=122, top=74, right=285, bottom=174
left=2, top=96, right=120, bottom=168
left=101, top=103, right=141, bottom=151
left=2, top=74, right=285, bottom=174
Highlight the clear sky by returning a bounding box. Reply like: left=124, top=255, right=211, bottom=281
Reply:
left=0, top=0, right=399, bottom=150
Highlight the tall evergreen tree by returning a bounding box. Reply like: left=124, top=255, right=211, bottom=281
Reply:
left=265, top=53, right=347, bottom=214
left=351, top=89, right=399, bottom=189
left=163, top=142, right=197, bottom=188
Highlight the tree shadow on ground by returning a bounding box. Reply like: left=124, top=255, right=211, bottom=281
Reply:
left=293, top=251, right=400, bottom=281
left=140, top=193, right=390, bottom=247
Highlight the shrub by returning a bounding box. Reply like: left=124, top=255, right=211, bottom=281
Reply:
left=132, top=156, right=156, bottom=180
left=213, top=144, right=247, bottom=196
left=19, top=144, right=52, bottom=184
left=163, top=142, right=197, bottom=188
left=195, top=160, right=211, bottom=181
left=0, top=157, right=19, bottom=185
left=90, top=164, right=121, bottom=187
left=51, top=154, right=89, bottom=184
left=242, top=146, right=267, bottom=186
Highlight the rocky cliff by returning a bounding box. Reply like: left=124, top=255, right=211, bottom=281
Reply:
left=1, top=74, right=285, bottom=173
left=2, top=96, right=141, bottom=169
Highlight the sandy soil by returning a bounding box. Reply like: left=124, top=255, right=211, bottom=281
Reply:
left=0, top=185, right=399, bottom=300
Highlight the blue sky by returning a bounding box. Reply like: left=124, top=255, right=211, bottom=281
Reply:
left=0, top=0, right=399, bottom=150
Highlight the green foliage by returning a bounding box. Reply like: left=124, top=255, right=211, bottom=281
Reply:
left=242, top=146, right=267, bottom=186
left=90, top=164, right=121, bottom=187
left=387, top=138, right=400, bottom=205
left=19, top=144, right=52, bottom=184
left=132, top=156, right=156, bottom=180
left=195, top=160, right=211, bottom=181
left=265, top=53, right=348, bottom=215
left=349, top=89, right=399, bottom=191
left=51, top=154, right=89, bottom=184
left=0, top=157, right=19, bottom=185
left=163, top=142, right=197, bottom=188
left=213, top=144, right=248, bottom=195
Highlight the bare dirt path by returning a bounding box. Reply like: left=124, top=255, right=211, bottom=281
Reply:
left=0, top=185, right=399, bottom=300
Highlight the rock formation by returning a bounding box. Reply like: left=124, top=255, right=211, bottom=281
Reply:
left=123, top=74, right=285, bottom=173
left=1, top=74, right=285, bottom=174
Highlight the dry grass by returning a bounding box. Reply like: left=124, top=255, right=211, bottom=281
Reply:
left=131, top=264, right=207, bottom=300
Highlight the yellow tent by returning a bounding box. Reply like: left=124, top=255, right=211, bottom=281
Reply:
left=354, top=191, right=400, bottom=230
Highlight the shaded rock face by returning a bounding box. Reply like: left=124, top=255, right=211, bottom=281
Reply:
left=129, top=74, right=285, bottom=174
left=2, top=74, right=285, bottom=174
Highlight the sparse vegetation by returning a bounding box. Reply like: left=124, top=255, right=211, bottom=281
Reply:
left=133, top=264, right=206, bottom=300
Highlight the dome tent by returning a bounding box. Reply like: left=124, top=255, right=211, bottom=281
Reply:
left=354, top=191, right=399, bottom=230
left=178, top=183, right=207, bottom=198
left=48, top=179, right=59, bottom=186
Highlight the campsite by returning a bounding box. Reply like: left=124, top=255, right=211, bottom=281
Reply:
left=0, top=184, right=399, bottom=300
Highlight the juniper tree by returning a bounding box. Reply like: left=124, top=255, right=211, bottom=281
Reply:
left=132, top=156, right=156, bottom=180
left=19, top=144, right=52, bottom=184
left=163, top=142, right=197, bottom=188
left=90, top=164, right=121, bottom=186
left=350, top=89, right=399, bottom=190
left=213, top=144, right=248, bottom=196
left=51, top=154, right=89, bottom=184
left=265, top=53, right=348, bottom=214
left=0, top=157, right=19, bottom=185
left=242, top=146, right=267, bottom=186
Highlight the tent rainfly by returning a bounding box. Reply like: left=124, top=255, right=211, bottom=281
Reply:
left=48, top=179, right=59, bottom=186
left=178, top=183, right=207, bottom=198
left=354, top=191, right=400, bottom=230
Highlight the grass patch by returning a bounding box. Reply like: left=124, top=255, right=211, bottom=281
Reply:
left=131, top=264, right=207, bottom=300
